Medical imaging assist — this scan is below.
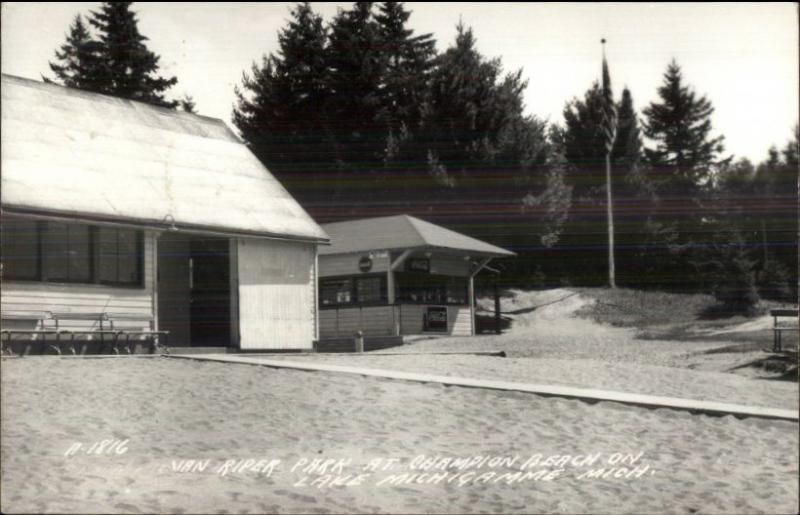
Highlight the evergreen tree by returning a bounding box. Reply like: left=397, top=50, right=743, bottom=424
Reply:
left=642, top=60, right=728, bottom=196
left=46, top=3, right=179, bottom=108
left=179, top=94, right=196, bottom=114
left=88, top=2, right=178, bottom=108
left=425, top=23, right=527, bottom=187
left=326, top=2, right=385, bottom=172
left=233, top=2, right=332, bottom=195
left=374, top=2, right=436, bottom=136
left=46, top=15, right=104, bottom=92
left=752, top=126, right=799, bottom=300
left=562, top=85, right=645, bottom=199
left=561, top=83, right=606, bottom=199
left=559, top=83, right=649, bottom=285
left=640, top=60, right=731, bottom=290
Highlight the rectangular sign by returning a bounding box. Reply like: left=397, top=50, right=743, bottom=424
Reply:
left=406, top=258, right=430, bottom=273
left=424, top=306, right=448, bottom=332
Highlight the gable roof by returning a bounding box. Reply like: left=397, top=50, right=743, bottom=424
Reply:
left=319, top=215, right=515, bottom=257
left=0, top=74, right=328, bottom=242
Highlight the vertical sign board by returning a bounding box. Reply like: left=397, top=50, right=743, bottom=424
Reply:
left=424, top=306, right=448, bottom=332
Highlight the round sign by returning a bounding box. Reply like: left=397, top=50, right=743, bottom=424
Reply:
left=358, top=256, right=373, bottom=273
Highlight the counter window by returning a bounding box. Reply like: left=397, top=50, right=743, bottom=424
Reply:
left=319, top=275, right=387, bottom=306
left=396, top=273, right=468, bottom=305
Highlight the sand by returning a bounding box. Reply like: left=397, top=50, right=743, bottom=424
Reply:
left=261, top=354, right=799, bottom=411
left=1, top=357, right=798, bottom=514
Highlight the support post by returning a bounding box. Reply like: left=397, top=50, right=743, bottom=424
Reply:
left=468, top=257, right=493, bottom=336
left=468, top=276, right=475, bottom=336
left=494, top=282, right=501, bottom=334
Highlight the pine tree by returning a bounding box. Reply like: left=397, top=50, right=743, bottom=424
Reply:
left=326, top=2, right=385, bottom=171
left=179, top=94, right=196, bottom=114
left=374, top=2, right=435, bottom=136
left=642, top=60, right=728, bottom=196
left=47, top=3, right=179, bottom=108
left=47, top=15, right=104, bottom=92
left=560, top=83, right=649, bottom=285
left=561, top=83, right=606, bottom=199
left=640, top=60, right=731, bottom=290
left=88, top=2, right=178, bottom=107
left=233, top=2, right=333, bottom=198
left=426, top=23, right=526, bottom=184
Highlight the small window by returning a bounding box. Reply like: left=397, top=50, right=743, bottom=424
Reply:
left=355, top=276, right=383, bottom=303
left=1, top=218, right=39, bottom=280
left=97, top=227, right=142, bottom=286
left=41, top=222, right=92, bottom=282
left=319, top=275, right=387, bottom=306
left=321, top=278, right=353, bottom=306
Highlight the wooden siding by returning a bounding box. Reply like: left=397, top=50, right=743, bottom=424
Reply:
left=1, top=231, right=156, bottom=331
left=319, top=251, right=390, bottom=277
left=237, top=238, right=315, bottom=350
left=319, top=303, right=472, bottom=339
left=319, top=305, right=396, bottom=339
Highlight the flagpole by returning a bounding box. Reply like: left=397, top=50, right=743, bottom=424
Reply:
left=602, top=38, right=617, bottom=288
left=606, top=147, right=616, bottom=288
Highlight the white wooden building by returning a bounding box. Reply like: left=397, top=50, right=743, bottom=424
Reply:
left=0, top=75, right=328, bottom=352
left=318, top=215, right=514, bottom=341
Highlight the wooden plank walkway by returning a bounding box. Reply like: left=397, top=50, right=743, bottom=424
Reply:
left=240, top=350, right=507, bottom=357
left=168, top=354, right=799, bottom=422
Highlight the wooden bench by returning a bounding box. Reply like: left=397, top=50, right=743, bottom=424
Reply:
left=48, top=312, right=119, bottom=355
left=770, top=309, right=799, bottom=352
left=0, top=311, right=58, bottom=355
left=106, top=313, right=169, bottom=355
left=1, top=311, right=169, bottom=356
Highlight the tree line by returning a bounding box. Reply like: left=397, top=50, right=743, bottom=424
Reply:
left=46, top=2, right=798, bottom=312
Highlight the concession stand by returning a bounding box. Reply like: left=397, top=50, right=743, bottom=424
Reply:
left=317, top=215, right=515, bottom=341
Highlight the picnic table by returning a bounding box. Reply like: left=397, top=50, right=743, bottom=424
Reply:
left=770, top=309, right=799, bottom=352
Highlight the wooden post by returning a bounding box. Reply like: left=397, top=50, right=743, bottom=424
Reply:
left=387, top=269, right=394, bottom=304
left=468, top=276, right=475, bottom=336
left=494, top=282, right=501, bottom=334
left=354, top=330, right=364, bottom=353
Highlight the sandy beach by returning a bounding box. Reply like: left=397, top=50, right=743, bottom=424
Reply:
left=1, top=357, right=798, bottom=514
left=2, top=289, right=798, bottom=513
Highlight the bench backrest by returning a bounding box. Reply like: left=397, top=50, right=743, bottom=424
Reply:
left=770, top=309, right=799, bottom=318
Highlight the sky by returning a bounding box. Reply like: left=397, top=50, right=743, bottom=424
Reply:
left=2, top=2, right=797, bottom=164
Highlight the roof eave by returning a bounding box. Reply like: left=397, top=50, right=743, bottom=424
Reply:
left=319, top=243, right=514, bottom=258
left=0, top=205, right=330, bottom=245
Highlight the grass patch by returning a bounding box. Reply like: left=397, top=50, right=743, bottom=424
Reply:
left=574, top=287, right=716, bottom=328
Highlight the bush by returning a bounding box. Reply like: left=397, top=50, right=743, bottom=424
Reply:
left=758, top=258, right=793, bottom=302
left=706, top=234, right=761, bottom=316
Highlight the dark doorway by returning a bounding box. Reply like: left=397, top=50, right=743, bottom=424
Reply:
left=189, top=238, right=231, bottom=347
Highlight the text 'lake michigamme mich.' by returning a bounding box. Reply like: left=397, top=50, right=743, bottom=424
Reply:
left=0, top=2, right=798, bottom=514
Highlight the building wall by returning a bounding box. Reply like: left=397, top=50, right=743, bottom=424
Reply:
left=319, top=251, right=390, bottom=276
left=319, top=304, right=472, bottom=339
left=0, top=231, right=156, bottom=331
left=319, top=305, right=396, bottom=338
left=237, top=238, right=316, bottom=350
